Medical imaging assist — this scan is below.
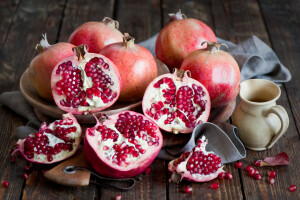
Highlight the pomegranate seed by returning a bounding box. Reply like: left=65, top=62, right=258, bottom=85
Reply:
left=269, top=177, right=275, bottom=184
left=225, top=172, right=233, bottom=180
left=210, top=182, right=219, bottom=189
left=184, top=186, right=193, bottom=193
left=2, top=181, right=9, bottom=188
left=10, top=157, right=16, bottom=164
left=289, top=185, right=297, bottom=192
left=24, top=166, right=30, bottom=171
left=253, top=169, right=259, bottom=175
left=218, top=172, right=225, bottom=180
left=254, top=160, right=261, bottom=167
left=115, top=194, right=122, bottom=200
left=268, top=171, right=276, bottom=177
left=145, top=167, right=151, bottom=175
left=248, top=168, right=255, bottom=176
left=235, top=162, right=242, bottom=169
left=253, top=174, right=261, bottom=180
left=22, top=173, right=29, bottom=180
left=245, top=165, right=253, bottom=172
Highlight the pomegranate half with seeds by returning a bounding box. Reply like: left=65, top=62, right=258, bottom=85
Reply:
left=155, top=10, right=217, bottom=70
left=168, top=136, right=224, bottom=183
left=84, top=111, right=163, bottom=178
left=68, top=17, right=123, bottom=53
left=12, top=113, right=81, bottom=164
left=51, top=45, right=121, bottom=114
left=28, top=34, right=75, bottom=101
left=142, top=69, right=211, bottom=134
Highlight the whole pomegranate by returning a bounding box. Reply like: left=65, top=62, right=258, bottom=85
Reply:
left=180, top=42, right=241, bottom=107
left=84, top=111, right=163, bottom=178
left=155, top=10, right=217, bottom=70
left=68, top=17, right=123, bottom=53
left=100, top=33, right=158, bottom=101
left=168, top=136, right=224, bottom=182
left=51, top=45, right=121, bottom=114
left=28, top=34, right=75, bottom=101
left=12, top=113, right=82, bottom=164
left=142, top=69, right=211, bottom=134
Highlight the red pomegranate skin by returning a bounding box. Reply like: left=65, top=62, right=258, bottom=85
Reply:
left=29, top=42, right=74, bottom=101
left=155, top=18, right=216, bottom=70
left=180, top=48, right=240, bottom=107
left=68, top=22, right=123, bottom=53
left=100, top=39, right=157, bottom=101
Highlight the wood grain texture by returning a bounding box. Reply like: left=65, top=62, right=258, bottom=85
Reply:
left=212, top=0, right=300, bottom=199
left=0, top=0, right=20, bottom=50
left=162, top=1, right=243, bottom=199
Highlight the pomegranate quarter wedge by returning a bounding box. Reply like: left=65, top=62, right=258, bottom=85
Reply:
left=168, top=136, right=224, bottom=183
left=12, top=113, right=82, bottom=164
left=84, top=111, right=163, bottom=178
left=142, top=69, right=211, bottom=134
left=51, top=45, right=121, bottom=114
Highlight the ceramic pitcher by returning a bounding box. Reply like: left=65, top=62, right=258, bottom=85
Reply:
left=232, top=79, right=289, bottom=151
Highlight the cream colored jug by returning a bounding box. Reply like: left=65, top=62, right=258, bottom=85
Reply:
left=232, top=79, right=289, bottom=151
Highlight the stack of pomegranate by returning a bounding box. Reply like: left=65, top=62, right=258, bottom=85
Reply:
left=19, top=10, right=241, bottom=183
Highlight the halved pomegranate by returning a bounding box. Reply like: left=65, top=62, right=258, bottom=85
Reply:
left=84, top=111, right=163, bottom=178
left=12, top=113, right=82, bottom=164
left=51, top=45, right=121, bottom=114
left=142, top=69, right=211, bottom=134
left=168, top=136, right=224, bottom=183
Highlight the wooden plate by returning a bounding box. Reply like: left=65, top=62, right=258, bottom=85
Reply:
left=20, top=58, right=170, bottom=124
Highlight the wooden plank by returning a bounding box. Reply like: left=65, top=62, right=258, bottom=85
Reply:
left=162, top=1, right=243, bottom=199
left=0, top=0, right=20, bottom=50
left=99, top=0, right=166, bottom=199
left=58, top=0, right=115, bottom=42
left=0, top=0, right=67, bottom=199
left=212, top=0, right=300, bottom=199
left=258, top=0, right=300, bottom=199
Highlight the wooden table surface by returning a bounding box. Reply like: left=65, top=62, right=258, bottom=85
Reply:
left=0, top=0, right=299, bottom=199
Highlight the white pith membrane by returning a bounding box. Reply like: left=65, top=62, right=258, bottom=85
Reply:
left=52, top=49, right=120, bottom=114
left=86, top=112, right=163, bottom=170
left=168, top=136, right=224, bottom=183
left=16, top=113, right=81, bottom=163
left=143, top=70, right=210, bottom=134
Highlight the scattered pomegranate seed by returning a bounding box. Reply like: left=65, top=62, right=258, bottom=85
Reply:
left=269, top=177, right=275, bottom=184
left=289, top=185, right=297, bottom=192
left=10, top=157, right=16, bottom=164
left=268, top=171, right=276, bottom=177
left=22, top=173, right=29, bottom=180
left=145, top=167, right=152, bottom=175
left=210, top=182, right=219, bottom=189
left=253, top=174, right=261, bottom=180
left=248, top=168, right=255, bottom=176
left=235, top=161, right=242, bottom=169
left=115, top=194, right=122, bottom=200
left=184, top=186, right=193, bottom=193
left=218, top=172, right=225, bottom=180
left=24, top=166, right=30, bottom=171
left=254, top=160, right=261, bottom=167
left=2, top=181, right=9, bottom=188
left=245, top=165, right=253, bottom=172
left=225, top=172, right=233, bottom=180
left=253, top=169, right=259, bottom=175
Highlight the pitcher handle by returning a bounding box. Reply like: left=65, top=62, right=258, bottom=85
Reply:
left=266, top=105, right=289, bottom=149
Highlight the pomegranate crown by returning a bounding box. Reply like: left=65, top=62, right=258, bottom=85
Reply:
left=201, top=42, right=228, bottom=53
left=35, top=33, right=51, bottom=52
left=123, top=33, right=135, bottom=48
left=72, top=44, right=89, bottom=60
left=102, top=17, right=120, bottom=29
left=168, top=9, right=187, bottom=22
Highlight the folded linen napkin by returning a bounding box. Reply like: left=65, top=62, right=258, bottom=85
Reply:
left=0, top=35, right=291, bottom=163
